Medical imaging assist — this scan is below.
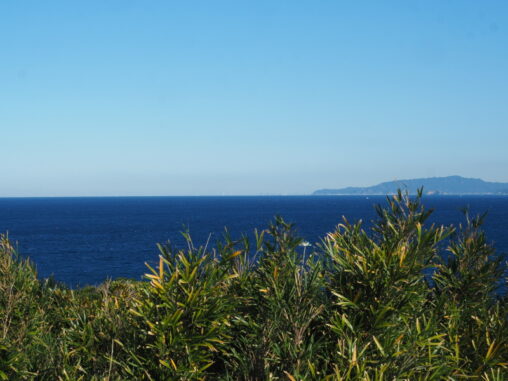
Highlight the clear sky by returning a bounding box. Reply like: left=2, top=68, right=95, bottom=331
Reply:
left=1, top=1, right=507, bottom=196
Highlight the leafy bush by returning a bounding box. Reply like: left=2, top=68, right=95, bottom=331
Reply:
left=0, top=191, right=506, bottom=380
left=127, top=239, right=241, bottom=379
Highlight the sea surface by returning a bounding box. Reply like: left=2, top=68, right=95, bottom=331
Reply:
left=0, top=196, right=507, bottom=287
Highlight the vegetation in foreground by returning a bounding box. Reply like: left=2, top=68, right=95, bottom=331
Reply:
left=0, top=192, right=507, bottom=380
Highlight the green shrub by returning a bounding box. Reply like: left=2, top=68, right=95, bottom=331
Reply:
left=321, top=190, right=455, bottom=379
left=0, top=235, right=50, bottom=379
left=433, top=213, right=508, bottom=376
left=222, top=218, right=328, bottom=380
left=128, top=238, right=241, bottom=380
left=0, top=234, right=141, bottom=380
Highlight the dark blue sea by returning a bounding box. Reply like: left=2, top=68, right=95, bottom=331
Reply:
left=0, top=196, right=507, bottom=287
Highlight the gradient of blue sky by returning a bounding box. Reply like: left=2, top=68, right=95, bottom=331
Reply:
left=1, top=1, right=507, bottom=196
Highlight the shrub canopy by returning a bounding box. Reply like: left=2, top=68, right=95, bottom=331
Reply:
left=0, top=191, right=507, bottom=380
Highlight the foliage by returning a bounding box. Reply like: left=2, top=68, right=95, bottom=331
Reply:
left=0, top=191, right=506, bottom=380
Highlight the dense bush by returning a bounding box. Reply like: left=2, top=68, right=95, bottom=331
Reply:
left=0, top=192, right=506, bottom=380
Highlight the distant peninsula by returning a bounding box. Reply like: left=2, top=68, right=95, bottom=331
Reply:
left=313, top=176, right=508, bottom=196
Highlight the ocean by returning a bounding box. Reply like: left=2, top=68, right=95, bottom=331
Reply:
left=0, top=195, right=507, bottom=287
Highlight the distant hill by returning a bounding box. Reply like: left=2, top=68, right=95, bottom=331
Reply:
left=313, top=176, right=508, bottom=195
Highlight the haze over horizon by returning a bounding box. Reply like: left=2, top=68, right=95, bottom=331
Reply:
left=2, top=1, right=508, bottom=196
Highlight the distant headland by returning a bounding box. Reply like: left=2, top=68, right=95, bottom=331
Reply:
left=313, top=176, right=508, bottom=196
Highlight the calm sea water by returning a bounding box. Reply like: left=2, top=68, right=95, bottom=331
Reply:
left=0, top=196, right=507, bottom=287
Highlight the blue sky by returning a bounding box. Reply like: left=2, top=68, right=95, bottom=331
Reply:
left=1, top=1, right=507, bottom=196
